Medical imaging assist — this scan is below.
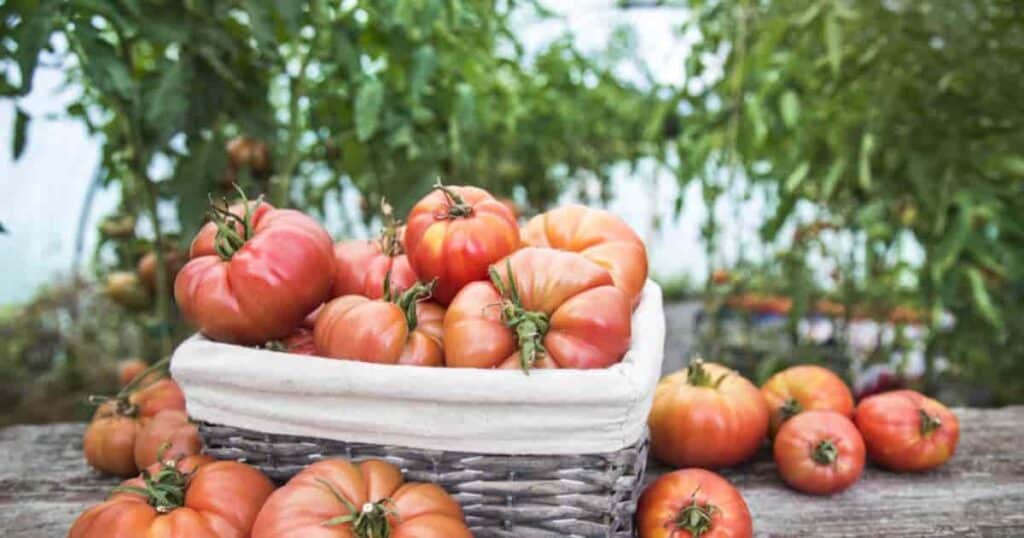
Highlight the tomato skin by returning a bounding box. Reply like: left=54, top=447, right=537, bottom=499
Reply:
left=134, top=410, right=202, bottom=470
left=252, top=458, right=471, bottom=538
left=137, top=248, right=187, bottom=292
left=281, top=327, right=318, bottom=355
left=69, top=455, right=274, bottom=538
left=116, top=358, right=148, bottom=387
left=854, top=390, right=959, bottom=472
left=332, top=239, right=417, bottom=299
left=637, top=468, right=752, bottom=538
left=443, top=247, right=632, bottom=369
left=83, top=379, right=187, bottom=477
left=649, top=362, right=769, bottom=468
left=404, top=185, right=520, bottom=305
left=175, top=201, right=336, bottom=345
left=773, top=410, right=865, bottom=495
left=761, top=365, right=854, bottom=437
left=521, top=204, right=648, bottom=306
left=315, top=295, right=445, bottom=366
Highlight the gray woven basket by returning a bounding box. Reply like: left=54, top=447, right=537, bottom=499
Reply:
left=199, top=421, right=648, bottom=537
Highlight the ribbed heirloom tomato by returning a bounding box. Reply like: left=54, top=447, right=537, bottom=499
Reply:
left=638, top=468, right=752, bottom=538
left=332, top=201, right=417, bottom=299
left=252, top=458, right=472, bottom=538
left=69, top=455, right=274, bottom=538
left=522, top=204, right=648, bottom=306
left=773, top=410, right=865, bottom=495
left=83, top=378, right=186, bottom=477
left=133, top=409, right=202, bottom=471
left=648, top=360, right=769, bottom=468
left=315, top=281, right=445, bottom=366
left=444, top=247, right=632, bottom=371
left=404, top=182, right=519, bottom=305
left=855, top=389, right=960, bottom=472
left=761, top=365, right=854, bottom=437
left=175, top=196, right=335, bottom=345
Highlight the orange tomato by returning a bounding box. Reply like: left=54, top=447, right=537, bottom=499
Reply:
left=133, top=409, right=202, bottom=470
left=649, top=360, right=769, bottom=468
left=761, top=365, right=854, bottom=437
left=444, top=247, right=631, bottom=371
left=637, top=468, right=752, bottom=538
left=521, top=204, right=648, bottom=306
left=70, top=455, right=274, bottom=538
left=116, top=358, right=148, bottom=387
left=774, top=410, right=865, bottom=495
left=315, top=281, right=445, bottom=366
left=854, top=390, right=959, bottom=472
left=253, top=458, right=471, bottom=538
left=404, top=183, right=519, bottom=305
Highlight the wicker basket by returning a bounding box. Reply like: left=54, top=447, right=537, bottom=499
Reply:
left=199, top=421, right=649, bottom=537
left=173, top=282, right=665, bottom=538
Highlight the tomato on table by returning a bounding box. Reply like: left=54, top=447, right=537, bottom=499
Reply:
left=69, top=455, right=274, bottom=538
left=133, top=409, right=202, bottom=470
left=175, top=195, right=335, bottom=345
left=444, top=247, right=632, bottom=371
left=404, top=182, right=519, bottom=305
left=638, top=468, right=752, bottom=538
left=315, top=280, right=445, bottom=366
left=521, top=204, right=648, bottom=306
left=761, top=365, right=854, bottom=437
left=648, top=360, right=769, bottom=468
left=773, top=410, right=865, bottom=495
left=252, top=458, right=472, bottom=538
left=854, top=389, right=959, bottom=472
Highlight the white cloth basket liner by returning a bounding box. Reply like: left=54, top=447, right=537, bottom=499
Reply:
left=171, top=281, right=666, bottom=455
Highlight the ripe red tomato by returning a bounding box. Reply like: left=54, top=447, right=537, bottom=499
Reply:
left=69, top=455, right=274, bottom=538
left=854, top=389, right=959, bottom=472
left=649, top=360, right=769, bottom=468
left=278, top=327, right=318, bottom=356
left=637, top=468, right=752, bottom=538
left=253, top=458, right=471, bottom=538
left=136, top=247, right=187, bottom=292
left=133, top=409, right=202, bottom=470
left=175, top=198, right=335, bottom=345
left=332, top=237, right=416, bottom=300
left=444, top=247, right=631, bottom=371
left=404, top=183, right=519, bottom=305
left=315, top=281, right=445, bottom=366
left=83, top=378, right=187, bottom=477
left=773, top=410, right=865, bottom=495
left=761, top=365, right=854, bottom=437
left=521, top=204, right=648, bottom=306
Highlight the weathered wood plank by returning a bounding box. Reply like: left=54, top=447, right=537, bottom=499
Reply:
left=2, top=406, right=1022, bottom=537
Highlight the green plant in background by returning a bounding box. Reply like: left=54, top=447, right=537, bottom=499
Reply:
left=666, top=0, right=1024, bottom=402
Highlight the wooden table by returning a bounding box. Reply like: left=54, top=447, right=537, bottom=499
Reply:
left=3, top=406, right=1022, bottom=537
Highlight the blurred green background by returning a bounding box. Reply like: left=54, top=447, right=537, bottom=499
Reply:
left=1, top=0, right=1022, bottom=425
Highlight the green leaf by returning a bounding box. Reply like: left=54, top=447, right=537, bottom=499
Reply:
left=933, top=204, right=971, bottom=278
left=410, top=46, right=437, bottom=97
left=795, top=2, right=823, bottom=26
left=12, top=107, right=29, bottom=160
left=967, top=268, right=1004, bottom=334
left=858, top=133, right=875, bottom=190
left=780, top=90, right=799, bottom=128
left=745, top=98, right=767, bottom=145
left=821, top=157, right=847, bottom=200
left=784, top=161, right=810, bottom=193
left=824, top=13, right=841, bottom=76
left=355, top=77, right=384, bottom=142
left=994, top=154, right=1024, bottom=177
left=144, top=62, right=188, bottom=145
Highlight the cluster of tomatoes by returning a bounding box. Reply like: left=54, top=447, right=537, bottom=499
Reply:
left=638, top=362, right=960, bottom=537
left=173, top=182, right=649, bottom=371
left=73, top=182, right=653, bottom=536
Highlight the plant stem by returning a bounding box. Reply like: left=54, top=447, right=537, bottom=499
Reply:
left=271, top=23, right=317, bottom=207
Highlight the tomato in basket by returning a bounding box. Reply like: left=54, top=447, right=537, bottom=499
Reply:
left=175, top=194, right=335, bottom=345
left=404, top=182, right=519, bottom=305
left=332, top=199, right=417, bottom=299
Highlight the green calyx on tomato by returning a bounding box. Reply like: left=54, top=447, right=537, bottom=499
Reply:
left=780, top=398, right=803, bottom=422
left=208, top=186, right=260, bottom=260
left=489, top=261, right=550, bottom=373
left=674, top=490, right=717, bottom=538
left=686, top=359, right=729, bottom=388
left=88, top=356, right=171, bottom=418
left=113, top=454, right=192, bottom=513
left=317, top=478, right=398, bottom=538
left=918, top=408, right=943, bottom=436
left=377, top=198, right=404, bottom=257
left=431, top=178, right=474, bottom=219
left=385, top=277, right=436, bottom=331
left=811, top=439, right=839, bottom=465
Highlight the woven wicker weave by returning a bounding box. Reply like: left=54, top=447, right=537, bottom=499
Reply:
left=199, top=422, right=647, bottom=537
